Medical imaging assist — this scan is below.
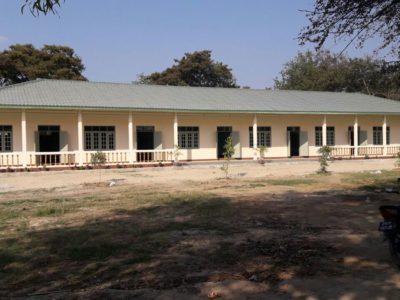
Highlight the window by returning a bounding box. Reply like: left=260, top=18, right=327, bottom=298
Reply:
left=84, top=126, right=115, bottom=150
left=315, top=127, right=322, bottom=146
left=315, top=126, right=335, bottom=146
left=178, top=127, right=199, bottom=149
left=373, top=126, right=390, bottom=145
left=327, top=127, right=335, bottom=146
left=217, top=126, right=232, bottom=132
left=249, top=126, right=271, bottom=147
left=373, top=126, right=382, bottom=145
left=0, top=125, right=12, bottom=152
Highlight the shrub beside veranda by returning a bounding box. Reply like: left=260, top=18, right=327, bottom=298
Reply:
left=317, top=146, right=332, bottom=174
left=220, top=136, right=235, bottom=179
left=90, top=151, right=107, bottom=182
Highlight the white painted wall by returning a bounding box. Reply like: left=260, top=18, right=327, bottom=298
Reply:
left=1, top=109, right=400, bottom=160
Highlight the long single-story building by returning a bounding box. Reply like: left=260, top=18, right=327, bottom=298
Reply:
left=0, top=79, right=400, bottom=168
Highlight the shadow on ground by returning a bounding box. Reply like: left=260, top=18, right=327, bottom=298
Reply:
left=1, top=183, right=400, bottom=299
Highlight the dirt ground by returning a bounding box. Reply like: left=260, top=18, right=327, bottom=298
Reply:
left=0, top=158, right=396, bottom=192
left=1, top=159, right=400, bottom=299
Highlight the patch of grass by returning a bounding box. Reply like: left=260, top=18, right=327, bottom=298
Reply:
left=49, top=197, right=74, bottom=203
left=264, top=179, right=317, bottom=186
left=137, top=206, right=161, bottom=214
left=0, top=199, right=41, bottom=207
left=341, top=170, right=400, bottom=191
left=249, top=183, right=266, bottom=188
left=35, top=206, right=70, bottom=217
left=0, top=190, right=237, bottom=291
left=165, top=193, right=232, bottom=218
left=0, top=209, right=21, bottom=221
left=111, top=208, right=129, bottom=214
left=0, top=251, right=17, bottom=267
left=67, top=243, right=123, bottom=261
left=80, top=262, right=105, bottom=275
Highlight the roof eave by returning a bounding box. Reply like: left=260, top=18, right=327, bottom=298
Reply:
left=0, top=104, right=400, bottom=115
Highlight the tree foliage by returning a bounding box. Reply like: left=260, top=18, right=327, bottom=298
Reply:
left=0, top=56, right=28, bottom=87
left=317, top=145, right=332, bottom=174
left=274, top=50, right=400, bottom=100
left=21, top=0, right=64, bottom=16
left=0, top=44, right=86, bottom=87
left=220, top=136, right=235, bottom=179
left=138, top=50, right=238, bottom=88
left=298, top=0, right=400, bottom=57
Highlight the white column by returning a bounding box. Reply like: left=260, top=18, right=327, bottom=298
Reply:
left=253, top=114, right=257, bottom=160
left=173, top=113, right=178, bottom=147
left=354, top=115, right=358, bottom=157
left=173, top=113, right=179, bottom=162
left=322, top=115, right=327, bottom=146
left=128, top=112, right=134, bottom=163
left=383, top=115, right=387, bottom=156
left=21, top=110, right=27, bottom=167
left=77, top=111, right=84, bottom=165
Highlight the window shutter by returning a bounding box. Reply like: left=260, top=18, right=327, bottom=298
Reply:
left=232, top=131, right=241, bottom=158
left=154, top=131, right=162, bottom=150
left=347, top=129, right=352, bottom=145
left=59, top=131, right=69, bottom=152
left=215, top=131, right=218, bottom=158
left=299, top=131, right=309, bottom=156
left=359, top=130, right=368, bottom=146
left=34, top=131, right=40, bottom=152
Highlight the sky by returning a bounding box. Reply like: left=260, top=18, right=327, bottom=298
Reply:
left=0, top=0, right=387, bottom=89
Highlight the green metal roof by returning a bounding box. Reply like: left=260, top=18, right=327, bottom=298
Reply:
left=1, top=79, right=400, bottom=114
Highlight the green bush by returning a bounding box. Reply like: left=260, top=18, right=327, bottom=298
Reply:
left=317, top=146, right=332, bottom=174
left=220, top=136, right=235, bottom=179
left=90, top=151, right=107, bottom=182
left=91, top=151, right=107, bottom=166
left=396, top=151, right=400, bottom=168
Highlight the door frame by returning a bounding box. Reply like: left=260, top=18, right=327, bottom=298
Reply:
left=287, top=126, right=300, bottom=157
left=37, top=125, right=61, bottom=152
left=217, top=126, right=232, bottom=159
left=136, top=126, right=155, bottom=150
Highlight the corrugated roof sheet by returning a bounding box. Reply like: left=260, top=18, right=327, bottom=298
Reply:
left=1, top=79, right=400, bottom=114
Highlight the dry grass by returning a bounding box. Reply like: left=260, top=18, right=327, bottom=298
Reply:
left=0, top=170, right=400, bottom=298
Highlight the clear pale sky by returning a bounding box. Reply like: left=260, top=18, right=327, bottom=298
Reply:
left=0, top=0, right=385, bottom=89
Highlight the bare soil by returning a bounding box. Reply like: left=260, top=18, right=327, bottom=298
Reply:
left=0, top=159, right=400, bottom=299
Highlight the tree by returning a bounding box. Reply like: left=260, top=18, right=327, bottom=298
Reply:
left=298, top=1, right=400, bottom=57
left=274, top=50, right=349, bottom=92
left=274, top=50, right=400, bottom=99
left=0, top=44, right=86, bottom=86
left=21, top=0, right=65, bottom=16
left=90, top=151, right=107, bottom=182
left=220, top=136, right=235, bottom=179
left=0, top=56, right=28, bottom=86
left=138, top=50, right=238, bottom=88
left=317, top=146, right=332, bottom=174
